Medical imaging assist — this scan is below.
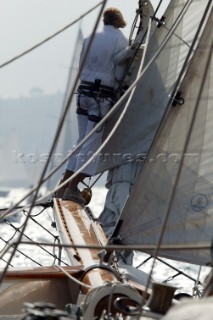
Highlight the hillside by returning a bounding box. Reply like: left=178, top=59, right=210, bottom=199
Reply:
left=0, top=91, right=78, bottom=187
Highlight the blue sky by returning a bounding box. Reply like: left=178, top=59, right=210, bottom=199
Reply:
left=0, top=0, right=169, bottom=99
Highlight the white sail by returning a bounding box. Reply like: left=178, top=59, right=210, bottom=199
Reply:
left=47, top=28, right=83, bottom=190
left=115, top=6, right=213, bottom=266
left=99, top=0, right=212, bottom=236
left=98, top=0, right=210, bottom=173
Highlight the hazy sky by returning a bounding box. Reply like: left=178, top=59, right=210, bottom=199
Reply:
left=0, top=0, right=169, bottom=99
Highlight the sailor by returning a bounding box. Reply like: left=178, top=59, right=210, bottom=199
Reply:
left=57, top=7, right=128, bottom=204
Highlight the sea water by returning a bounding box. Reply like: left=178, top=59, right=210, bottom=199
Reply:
left=0, top=187, right=210, bottom=296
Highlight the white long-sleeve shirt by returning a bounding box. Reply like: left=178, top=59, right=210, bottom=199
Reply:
left=79, top=25, right=128, bottom=87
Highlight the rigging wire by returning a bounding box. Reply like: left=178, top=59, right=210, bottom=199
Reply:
left=0, top=0, right=210, bottom=302
left=129, top=0, right=164, bottom=43
left=129, top=8, right=140, bottom=44
left=154, top=0, right=165, bottom=18
left=1, top=0, right=210, bottom=285
left=0, top=1, right=109, bottom=221
left=0, top=0, right=198, bottom=220
left=140, top=0, right=213, bottom=304
left=137, top=254, right=203, bottom=284
left=0, top=1, right=155, bottom=217
left=0, top=231, right=42, bottom=267
left=193, top=265, right=203, bottom=296
left=0, top=221, right=20, bottom=254
left=5, top=219, right=66, bottom=265
left=0, top=0, right=195, bottom=219
left=23, top=210, right=57, bottom=239
left=152, top=16, right=192, bottom=49
left=0, top=246, right=13, bottom=267
left=0, top=201, right=52, bottom=220
left=0, top=0, right=193, bottom=214
left=0, top=1, right=104, bottom=69
left=1, top=6, right=208, bottom=284
left=0, top=5, right=153, bottom=218
left=22, top=209, right=69, bottom=265
left=1, top=216, right=69, bottom=267
left=0, top=238, right=211, bottom=281
left=1, top=240, right=211, bottom=253
left=0, top=0, right=108, bottom=285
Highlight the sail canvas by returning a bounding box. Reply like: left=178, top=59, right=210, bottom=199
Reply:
left=116, top=7, right=213, bottom=266
left=99, top=0, right=212, bottom=237
left=98, top=0, right=210, bottom=173
left=47, top=28, right=83, bottom=190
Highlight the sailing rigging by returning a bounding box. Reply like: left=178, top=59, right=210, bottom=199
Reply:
left=0, top=0, right=213, bottom=319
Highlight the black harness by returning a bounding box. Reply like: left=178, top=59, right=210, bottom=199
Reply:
left=76, top=79, right=114, bottom=123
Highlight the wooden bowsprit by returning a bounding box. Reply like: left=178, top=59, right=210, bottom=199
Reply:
left=53, top=198, right=145, bottom=319
left=53, top=198, right=108, bottom=268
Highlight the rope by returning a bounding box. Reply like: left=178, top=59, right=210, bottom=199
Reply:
left=0, top=1, right=108, bottom=221
left=0, top=1, right=148, bottom=218
left=0, top=0, right=196, bottom=219
left=152, top=16, right=191, bottom=49
left=2, top=1, right=150, bottom=216
left=54, top=265, right=93, bottom=289
left=140, top=0, right=213, bottom=303
left=193, top=265, right=203, bottom=297
left=0, top=1, right=105, bottom=69
left=5, top=220, right=58, bottom=262
left=1, top=240, right=211, bottom=252
left=0, top=0, right=198, bottom=220
left=144, top=255, right=203, bottom=284
left=0, top=233, right=42, bottom=267
left=1, top=1, right=210, bottom=292
left=0, top=0, right=108, bottom=285
left=24, top=209, right=69, bottom=266
left=1, top=218, right=69, bottom=267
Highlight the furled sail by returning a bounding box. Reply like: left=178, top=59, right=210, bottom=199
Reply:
left=115, top=6, right=213, bottom=266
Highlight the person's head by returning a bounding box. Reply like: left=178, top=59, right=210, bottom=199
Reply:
left=103, top=7, right=127, bottom=28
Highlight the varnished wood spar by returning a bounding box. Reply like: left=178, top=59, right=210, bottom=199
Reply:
left=54, top=198, right=119, bottom=292
left=53, top=198, right=80, bottom=265
left=61, top=200, right=107, bottom=262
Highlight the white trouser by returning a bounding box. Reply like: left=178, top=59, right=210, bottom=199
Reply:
left=66, top=95, right=112, bottom=176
